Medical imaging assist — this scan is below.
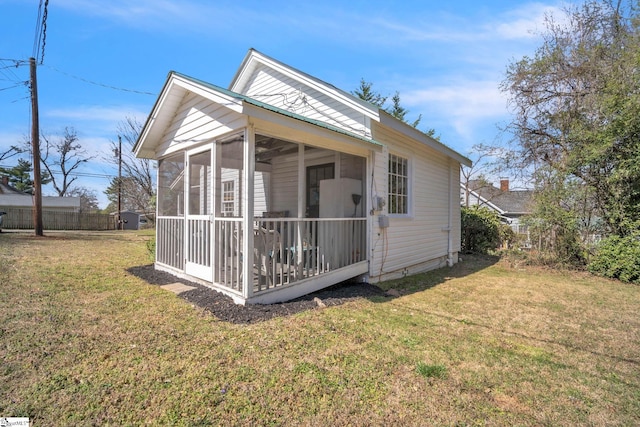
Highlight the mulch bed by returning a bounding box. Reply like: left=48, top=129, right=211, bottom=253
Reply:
left=127, top=264, right=387, bottom=324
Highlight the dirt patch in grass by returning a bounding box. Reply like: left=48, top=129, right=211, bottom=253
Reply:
left=127, top=264, right=386, bottom=324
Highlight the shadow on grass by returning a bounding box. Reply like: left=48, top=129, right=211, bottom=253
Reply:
left=127, top=254, right=497, bottom=325
left=369, top=254, right=499, bottom=300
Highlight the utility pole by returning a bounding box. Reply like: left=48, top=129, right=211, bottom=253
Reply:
left=117, top=135, right=122, bottom=230
left=29, top=57, right=43, bottom=236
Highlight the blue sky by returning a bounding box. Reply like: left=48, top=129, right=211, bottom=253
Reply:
left=0, top=0, right=569, bottom=207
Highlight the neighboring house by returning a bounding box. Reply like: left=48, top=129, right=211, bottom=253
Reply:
left=461, top=179, right=533, bottom=234
left=0, top=176, right=80, bottom=212
left=134, top=48, right=471, bottom=305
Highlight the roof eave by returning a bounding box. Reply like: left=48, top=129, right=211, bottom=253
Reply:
left=378, top=110, right=471, bottom=166
left=229, top=48, right=380, bottom=121
left=135, top=70, right=383, bottom=160
left=134, top=71, right=244, bottom=159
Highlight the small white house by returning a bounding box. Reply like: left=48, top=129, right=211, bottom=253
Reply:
left=134, top=49, right=471, bottom=305
left=0, top=176, right=80, bottom=211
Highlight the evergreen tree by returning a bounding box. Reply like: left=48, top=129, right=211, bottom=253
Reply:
left=0, top=159, right=51, bottom=194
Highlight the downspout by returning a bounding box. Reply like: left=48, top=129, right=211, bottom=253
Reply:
left=447, top=160, right=454, bottom=267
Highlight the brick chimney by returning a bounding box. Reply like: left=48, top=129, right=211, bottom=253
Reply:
left=500, top=179, right=509, bottom=192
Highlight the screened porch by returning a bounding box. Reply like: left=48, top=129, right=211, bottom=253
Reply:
left=154, top=130, right=368, bottom=304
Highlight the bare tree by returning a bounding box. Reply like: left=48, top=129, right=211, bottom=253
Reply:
left=40, top=127, right=95, bottom=196
left=460, top=143, right=509, bottom=207
left=67, top=186, right=100, bottom=212
left=0, top=145, right=19, bottom=163
left=106, top=116, right=156, bottom=222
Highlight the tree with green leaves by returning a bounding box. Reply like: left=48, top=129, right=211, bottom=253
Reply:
left=387, top=91, right=422, bottom=128
left=352, top=79, right=433, bottom=136
left=104, top=175, right=155, bottom=216
left=352, top=78, right=387, bottom=107
left=502, top=0, right=640, bottom=241
left=0, top=158, right=51, bottom=194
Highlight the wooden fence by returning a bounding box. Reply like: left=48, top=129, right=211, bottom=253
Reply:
left=0, top=208, right=115, bottom=231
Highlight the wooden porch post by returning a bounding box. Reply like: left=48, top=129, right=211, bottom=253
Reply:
left=297, top=143, right=305, bottom=265
left=211, top=140, right=220, bottom=282
left=242, top=126, right=256, bottom=299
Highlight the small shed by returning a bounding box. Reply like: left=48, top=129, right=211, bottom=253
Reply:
left=115, top=211, right=141, bottom=230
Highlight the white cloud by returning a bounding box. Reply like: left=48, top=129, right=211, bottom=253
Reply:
left=492, top=3, right=564, bottom=40
left=401, top=79, right=509, bottom=145
left=45, top=105, right=148, bottom=124
left=54, top=0, right=245, bottom=34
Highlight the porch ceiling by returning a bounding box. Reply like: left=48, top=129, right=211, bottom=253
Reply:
left=254, top=135, right=313, bottom=162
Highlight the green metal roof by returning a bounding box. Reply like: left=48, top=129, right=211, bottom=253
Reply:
left=171, top=71, right=384, bottom=148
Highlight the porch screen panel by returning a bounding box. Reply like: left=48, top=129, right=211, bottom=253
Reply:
left=158, top=153, right=185, bottom=216
left=188, top=151, right=212, bottom=215
left=219, top=133, right=244, bottom=217
left=156, top=153, right=186, bottom=270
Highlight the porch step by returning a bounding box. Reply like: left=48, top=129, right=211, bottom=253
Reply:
left=160, top=282, right=196, bottom=295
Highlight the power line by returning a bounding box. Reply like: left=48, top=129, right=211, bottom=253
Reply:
left=0, top=61, right=27, bottom=70
left=0, top=59, right=26, bottom=83
left=32, top=1, right=44, bottom=60
left=0, top=164, right=116, bottom=179
left=32, top=0, right=49, bottom=64
left=0, top=82, right=27, bottom=92
left=44, top=65, right=156, bottom=95
left=40, top=0, right=49, bottom=64
left=11, top=96, right=30, bottom=104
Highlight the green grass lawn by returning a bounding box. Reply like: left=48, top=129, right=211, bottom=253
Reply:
left=1, top=230, right=639, bottom=426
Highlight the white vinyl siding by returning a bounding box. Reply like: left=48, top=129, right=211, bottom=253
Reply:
left=269, top=153, right=300, bottom=217
left=243, top=65, right=371, bottom=139
left=219, top=169, right=269, bottom=218
left=369, top=123, right=455, bottom=280
left=160, top=92, right=246, bottom=155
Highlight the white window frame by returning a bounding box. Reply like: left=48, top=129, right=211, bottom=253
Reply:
left=388, top=153, right=411, bottom=217
left=222, top=180, right=235, bottom=216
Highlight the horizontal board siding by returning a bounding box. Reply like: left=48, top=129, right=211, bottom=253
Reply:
left=254, top=172, right=269, bottom=217
left=369, top=124, right=459, bottom=279
left=270, top=153, right=300, bottom=216
left=160, top=92, right=246, bottom=153
left=244, top=65, right=370, bottom=138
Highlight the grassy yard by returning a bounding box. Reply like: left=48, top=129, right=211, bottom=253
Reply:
left=0, top=231, right=639, bottom=426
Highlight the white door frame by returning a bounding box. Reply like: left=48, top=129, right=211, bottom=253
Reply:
left=185, top=146, right=213, bottom=281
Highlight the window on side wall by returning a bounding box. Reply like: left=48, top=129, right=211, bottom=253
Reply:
left=388, top=153, right=409, bottom=215
left=222, top=180, right=235, bottom=216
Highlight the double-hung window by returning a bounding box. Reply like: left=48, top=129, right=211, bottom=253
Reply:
left=388, top=154, right=409, bottom=215
left=222, top=180, right=235, bottom=216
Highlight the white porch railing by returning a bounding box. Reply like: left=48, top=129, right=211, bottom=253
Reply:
left=249, top=217, right=366, bottom=294
left=156, top=217, right=184, bottom=270
left=213, top=217, right=366, bottom=294
left=156, top=216, right=367, bottom=297
left=213, top=218, right=244, bottom=292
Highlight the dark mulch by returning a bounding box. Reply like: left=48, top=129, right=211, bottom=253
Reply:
left=127, top=265, right=386, bottom=324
